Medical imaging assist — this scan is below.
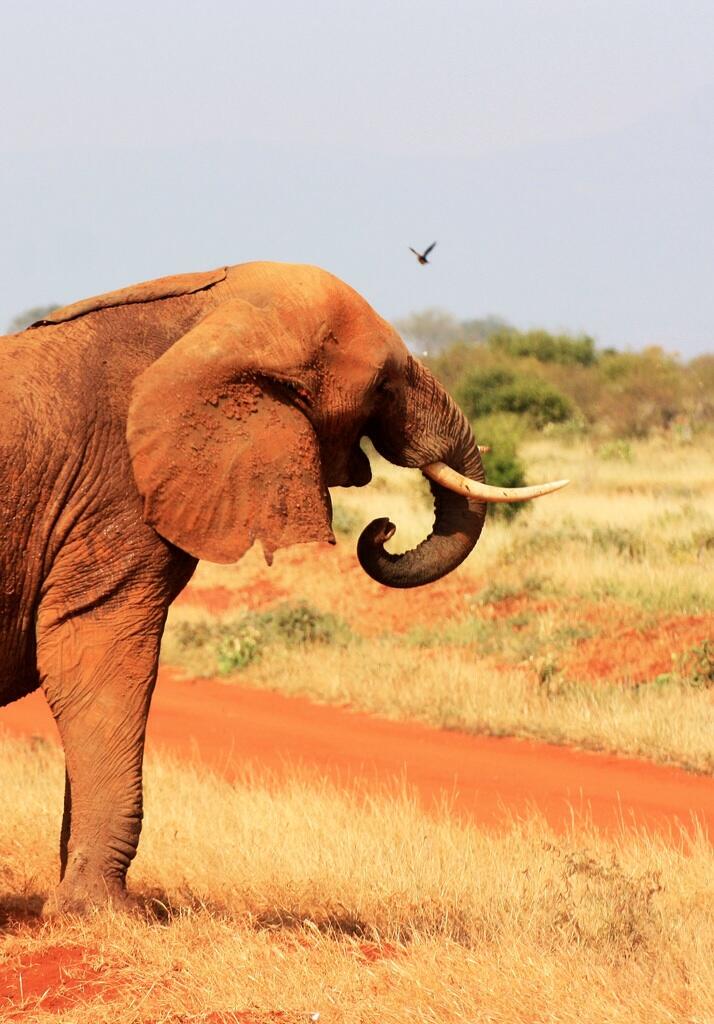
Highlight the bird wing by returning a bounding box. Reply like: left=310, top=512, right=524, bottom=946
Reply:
left=423, top=241, right=437, bottom=257
left=409, top=247, right=420, bottom=257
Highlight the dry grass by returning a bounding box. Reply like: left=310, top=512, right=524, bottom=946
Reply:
left=480, top=434, right=714, bottom=614
left=2, top=736, right=714, bottom=1022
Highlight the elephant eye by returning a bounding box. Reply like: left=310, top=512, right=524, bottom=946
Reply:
left=269, top=374, right=314, bottom=410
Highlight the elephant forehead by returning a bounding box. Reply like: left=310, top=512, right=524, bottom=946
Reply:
left=226, top=262, right=394, bottom=338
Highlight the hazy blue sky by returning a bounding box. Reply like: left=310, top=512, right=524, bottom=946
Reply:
left=2, top=1, right=712, bottom=356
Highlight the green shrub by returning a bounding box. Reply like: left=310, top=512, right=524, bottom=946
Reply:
left=458, top=368, right=573, bottom=429
left=254, top=601, right=351, bottom=647
left=472, top=413, right=528, bottom=521
left=597, top=440, right=634, bottom=463
left=595, top=348, right=685, bottom=437
left=425, top=309, right=714, bottom=440
left=470, top=574, right=544, bottom=606
left=172, top=602, right=351, bottom=675
left=488, top=328, right=597, bottom=367
left=591, top=526, right=645, bottom=560
left=7, top=303, right=61, bottom=333
left=678, top=641, right=714, bottom=688
left=173, top=618, right=264, bottom=672
left=331, top=502, right=362, bottom=536
left=394, top=308, right=507, bottom=355
left=216, top=624, right=262, bottom=672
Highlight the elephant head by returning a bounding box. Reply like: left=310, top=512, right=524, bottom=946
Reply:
left=127, top=262, right=566, bottom=587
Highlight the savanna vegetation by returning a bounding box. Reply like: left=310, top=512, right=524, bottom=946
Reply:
left=164, top=430, right=714, bottom=775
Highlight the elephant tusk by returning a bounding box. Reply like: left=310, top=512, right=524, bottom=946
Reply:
left=422, top=461, right=569, bottom=503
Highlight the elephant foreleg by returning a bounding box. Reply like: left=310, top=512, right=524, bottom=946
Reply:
left=36, top=601, right=165, bottom=914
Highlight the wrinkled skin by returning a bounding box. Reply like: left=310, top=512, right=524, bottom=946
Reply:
left=0, top=261, right=485, bottom=912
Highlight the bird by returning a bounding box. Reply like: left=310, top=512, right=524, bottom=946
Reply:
left=409, top=241, right=436, bottom=265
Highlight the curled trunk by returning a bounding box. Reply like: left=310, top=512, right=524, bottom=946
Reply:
left=358, top=358, right=486, bottom=588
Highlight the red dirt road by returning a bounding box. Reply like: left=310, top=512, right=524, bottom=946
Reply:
left=2, top=669, right=713, bottom=836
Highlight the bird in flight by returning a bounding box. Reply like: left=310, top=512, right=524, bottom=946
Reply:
left=409, top=241, right=437, bottom=265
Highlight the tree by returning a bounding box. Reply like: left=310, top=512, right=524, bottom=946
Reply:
left=394, top=308, right=508, bottom=356
left=488, top=327, right=597, bottom=366
left=7, top=304, right=60, bottom=333
left=457, top=367, right=574, bottom=429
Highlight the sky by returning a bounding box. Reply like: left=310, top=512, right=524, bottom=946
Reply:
left=1, top=0, right=712, bottom=357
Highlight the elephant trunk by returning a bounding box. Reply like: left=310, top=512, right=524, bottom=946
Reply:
left=358, top=358, right=487, bottom=589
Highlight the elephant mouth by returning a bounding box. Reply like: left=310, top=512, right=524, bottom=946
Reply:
left=326, top=442, right=372, bottom=488
left=348, top=444, right=373, bottom=486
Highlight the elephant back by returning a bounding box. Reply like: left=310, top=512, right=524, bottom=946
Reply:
left=30, top=267, right=228, bottom=327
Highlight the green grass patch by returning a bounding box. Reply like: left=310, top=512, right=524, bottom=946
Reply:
left=166, top=601, right=352, bottom=676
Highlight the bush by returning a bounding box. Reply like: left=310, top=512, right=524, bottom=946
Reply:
left=255, top=601, right=351, bottom=647
left=216, top=624, right=262, bottom=672
left=173, top=618, right=264, bottom=672
left=488, top=328, right=597, bottom=367
left=172, top=602, right=352, bottom=675
left=331, top=503, right=362, bottom=536
left=458, top=368, right=573, bottom=429
left=678, top=641, right=714, bottom=688
left=7, top=303, right=61, bottom=333
left=472, top=413, right=528, bottom=521
left=429, top=324, right=714, bottom=441
left=591, top=526, right=645, bottom=561
left=596, top=440, right=634, bottom=463
left=394, top=308, right=507, bottom=355
left=594, top=347, right=685, bottom=437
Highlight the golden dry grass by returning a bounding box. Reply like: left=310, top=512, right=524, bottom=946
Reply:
left=2, top=735, right=714, bottom=1023
left=476, top=434, right=714, bottom=613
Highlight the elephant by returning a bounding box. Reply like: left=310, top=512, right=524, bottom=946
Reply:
left=0, top=261, right=566, bottom=912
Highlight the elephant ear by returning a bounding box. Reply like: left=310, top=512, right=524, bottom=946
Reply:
left=126, top=300, right=335, bottom=564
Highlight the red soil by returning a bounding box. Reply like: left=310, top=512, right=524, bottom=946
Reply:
left=2, top=668, right=713, bottom=837
left=175, top=578, right=290, bottom=615
left=0, top=940, right=290, bottom=1024
left=178, top=545, right=479, bottom=637
left=356, top=941, right=401, bottom=964
left=341, top=565, right=477, bottom=637
left=3, top=617, right=713, bottom=1018
left=0, top=945, right=117, bottom=1019
left=562, top=614, right=713, bottom=685
left=0, top=937, right=299, bottom=1022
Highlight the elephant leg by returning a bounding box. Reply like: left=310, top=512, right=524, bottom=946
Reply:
left=36, top=601, right=165, bottom=913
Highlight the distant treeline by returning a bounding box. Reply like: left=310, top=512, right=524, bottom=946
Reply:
left=396, top=308, right=713, bottom=440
